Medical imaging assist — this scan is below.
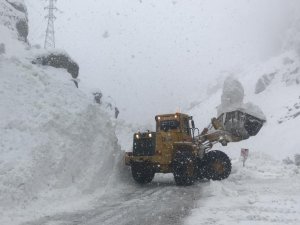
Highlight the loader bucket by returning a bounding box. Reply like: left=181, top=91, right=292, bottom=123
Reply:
left=217, top=110, right=265, bottom=139
left=244, top=113, right=265, bottom=136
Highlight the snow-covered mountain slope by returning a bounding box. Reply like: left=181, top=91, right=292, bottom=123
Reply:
left=188, top=50, right=300, bottom=160
left=0, top=0, right=28, bottom=56
left=185, top=50, right=300, bottom=225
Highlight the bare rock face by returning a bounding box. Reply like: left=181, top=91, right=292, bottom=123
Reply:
left=255, top=72, right=276, bottom=94
left=16, top=19, right=28, bottom=41
left=278, top=99, right=300, bottom=124
left=6, top=0, right=27, bottom=13
left=92, top=89, right=120, bottom=119
left=33, top=52, right=80, bottom=79
left=0, top=0, right=29, bottom=42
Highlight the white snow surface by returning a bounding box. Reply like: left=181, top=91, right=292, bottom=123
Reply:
left=0, top=16, right=125, bottom=224
left=186, top=50, right=300, bottom=224
left=1, top=1, right=300, bottom=224
left=185, top=153, right=300, bottom=225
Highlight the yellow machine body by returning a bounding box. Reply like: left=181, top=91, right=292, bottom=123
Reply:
left=125, top=113, right=195, bottom=173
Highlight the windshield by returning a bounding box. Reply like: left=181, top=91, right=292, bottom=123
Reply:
left=160, top=120, right=180, bottom=131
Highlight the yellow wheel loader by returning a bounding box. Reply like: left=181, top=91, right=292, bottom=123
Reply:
left=125, top=111, right=265, bottom=185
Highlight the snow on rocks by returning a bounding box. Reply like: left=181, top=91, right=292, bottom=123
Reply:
left=219, top=76, right=244, bottom=112
left=90, top=88, right=121, bottom=119
left=0, top=0, right=28, bottom=41
left=0, top=2, right=129, bottom=223
left=251, top=51, right=300, bottom=93
left=217, top=76, right=266, bottom=121
left=32, top=50, right=80, bottom=79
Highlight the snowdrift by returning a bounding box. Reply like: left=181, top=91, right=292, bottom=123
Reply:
left=0, top=1, right=129, bottom=223
left=0, top=55, right=124, bottom=208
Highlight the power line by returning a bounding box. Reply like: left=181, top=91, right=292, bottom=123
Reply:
left=44, top=0, right=57, bottom=49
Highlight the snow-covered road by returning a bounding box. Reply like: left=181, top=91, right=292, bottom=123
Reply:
left=4, top=153, right=299, bottom=225
left=186, top=154, right=300, bottom=225
left=22, top=175, right=204, bottom=225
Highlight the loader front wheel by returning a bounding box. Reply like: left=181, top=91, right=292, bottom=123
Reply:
left=131, top=162, right=155, bottom=184
left=203, top=150, right=231, bottom=181
left=173, top=151, right=195, bottom=186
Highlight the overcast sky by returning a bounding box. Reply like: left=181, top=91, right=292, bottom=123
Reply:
left=26, top=0, right=300, bottom=124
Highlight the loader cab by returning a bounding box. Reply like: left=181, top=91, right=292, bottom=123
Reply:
left=153, top=113, right=195, bottom=167
left=155, top=113, right=193, bottom=137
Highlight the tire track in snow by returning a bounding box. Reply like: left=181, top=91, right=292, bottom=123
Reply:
left=23, top=175, right=206, bottom=225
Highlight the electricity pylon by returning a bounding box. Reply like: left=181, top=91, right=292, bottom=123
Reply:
left=44, top=0, right=57, bottom=49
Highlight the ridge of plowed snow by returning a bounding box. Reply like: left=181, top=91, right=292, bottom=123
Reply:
left=0, top=2, right=129, bottom=223
left=0, top=54, right=125, bottom=223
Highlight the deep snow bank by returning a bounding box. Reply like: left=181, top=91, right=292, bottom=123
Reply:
left=0, top=1, right=127, bottom=222
left=0, top=55, right=123, bottom=210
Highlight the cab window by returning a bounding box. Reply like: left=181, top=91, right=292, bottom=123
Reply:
left=183, top=118, right=190, bottom=135
left=160, top=120, right=179, bottom=131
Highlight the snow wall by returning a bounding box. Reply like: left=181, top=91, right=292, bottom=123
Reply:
left=0, top=0, right=130, bottom=214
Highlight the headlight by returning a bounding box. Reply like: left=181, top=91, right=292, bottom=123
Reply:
left=149, top=133, right=152, bottom=138
left=135, top=134, right=140, bottom=139
left=158, top=116, right=161, bottom=120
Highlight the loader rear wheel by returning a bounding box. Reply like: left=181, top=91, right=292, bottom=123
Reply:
left=173, top=151, right=195, bottom=186
left=203, top=150, right=231, bottom=181
left=131, top=162, right=155, bottom=184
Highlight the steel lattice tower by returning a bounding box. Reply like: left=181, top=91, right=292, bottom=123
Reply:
left=44, top=0, right=57, bottom=49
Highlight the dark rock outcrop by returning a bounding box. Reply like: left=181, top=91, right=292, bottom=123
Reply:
left=255, top=72, right=276, bottom=94
left=1, top=0, right=29, bottom=42
left=93, top=91, right=103, bottom=104
left=33, top=53, right=79, bottom=79
left=6, top=0, right=27, bottom=13
left=16, top=19, right=28, bottom=41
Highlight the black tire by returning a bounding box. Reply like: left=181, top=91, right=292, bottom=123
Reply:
left=131, top=162, right=155, bottom=184
left=173, top=151, right=195, bottom=186
left=203, top=150, right=231, bottom=181
left=194, top=157, right=207, bottom=180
